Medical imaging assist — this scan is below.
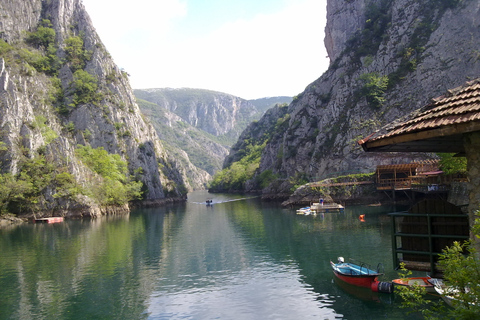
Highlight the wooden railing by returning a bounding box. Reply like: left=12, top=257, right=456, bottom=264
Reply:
left=376, top=178, right=412, bottom=190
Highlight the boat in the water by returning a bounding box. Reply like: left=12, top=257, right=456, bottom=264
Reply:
left=296, top=207, right=312, bottom=215
left=434, top=282, right=477, bottom=307
left=435, top=285, right=456, bottom=307
left=34, top=217, right=64, bottom=224
left=330, top=257, right=393, bottom=293
left=392, top=277, right=437, bottom=293
left=296, top=202, right=344, bottom=215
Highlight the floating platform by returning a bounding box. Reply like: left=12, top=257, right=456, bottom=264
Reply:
left=311, top=203, right=344, bottom=213
left=296, top=203, right=344, bottom=215
left=35, top=217, right=64, bottom=224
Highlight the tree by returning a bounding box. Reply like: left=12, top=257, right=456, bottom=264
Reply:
left=359, top=72, right=389, bottom=108
left=26, top=19, right=56, bottom=49
left=70, top=70, right=101, bottom=106
left=64, top=35, right=91, bottom=71
left=76, top=145, right=143, bottom=205
left=438, top=153, right=467, bottom=174
left=0, top=173, right=32, bottom=215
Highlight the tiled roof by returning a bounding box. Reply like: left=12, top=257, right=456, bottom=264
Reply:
left=359, top=78, right=480, bottom=152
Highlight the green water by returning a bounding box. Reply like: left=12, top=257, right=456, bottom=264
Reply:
left=0, top=191, right=429, bottom=319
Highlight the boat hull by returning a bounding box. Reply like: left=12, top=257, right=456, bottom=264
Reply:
left=330, top=261, right=380, bottom=288
left=392, top=277, right=436, bottom=293
left=333, top=270, right=379, bottom=288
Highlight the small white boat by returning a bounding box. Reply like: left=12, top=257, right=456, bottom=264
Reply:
left=434, top=283, right=476, bottom=307
left=435, top=285, right=458, bottom=307
left=296, top=207, right=312, bottom=215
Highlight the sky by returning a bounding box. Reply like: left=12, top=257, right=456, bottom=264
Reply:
left=82, top=0, right=329, bottom=99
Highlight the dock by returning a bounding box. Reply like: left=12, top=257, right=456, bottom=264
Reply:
left=311, top=203, right=344, bottom=213
left=297, top=203, right=344, bottom=215
left=34, top=217, right=64, bottom=224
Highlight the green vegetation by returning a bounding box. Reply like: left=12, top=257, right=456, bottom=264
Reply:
left=0, top=154, right=80, bottom=215
left=388, top=0, right=467, bottom=88
left=329, top=172, right=375, bottom=183
left=344, top=0, right=393, bottom=64
left=24, top=19, right=61, bottom=76
left=0, top=144, right=143, bottom=215
left=397, top=213, right=480, bottom=319
left=438, top=153, right=467, bottom=174
left=359, top=72, right=389, bottom=108
left=64, top=35, right=92, bottom=71
left=70, top=69, right=102, bottom=106
left=33, top=115, right=58, bottom=144
left=289, top=172, right=309, bottom=192
left=25, top=19, right=56, bottom=49
left=209, top=142, right=266, bottom=191
left=75, top=145, right=143, bottom=205
left=255, top=169, right=278, bottom=189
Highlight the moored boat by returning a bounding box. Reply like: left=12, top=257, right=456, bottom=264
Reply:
left=434, top=283, right=477, bottom=307
left=296, top=207, right=312, bottom=215
left=434, top=285, right=456, bottom=307
left=392, top=277, right=436, bottom=293
left=34, top=217, right=64, bottom=224
left=330, top=257, right=393, bottom=293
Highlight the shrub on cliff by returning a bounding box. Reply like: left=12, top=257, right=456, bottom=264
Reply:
left=75, top=145, right=143, bottom=205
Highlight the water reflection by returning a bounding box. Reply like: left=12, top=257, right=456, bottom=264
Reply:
left=0, top=192, right=419, bottom=320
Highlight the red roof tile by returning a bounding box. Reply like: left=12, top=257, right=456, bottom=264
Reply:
left=360, top=78, right=480, bottom=148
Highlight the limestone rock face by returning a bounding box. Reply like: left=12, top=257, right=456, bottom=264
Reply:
left=0, top=0, right=195, bottom=215
left=324, top=0, right=367, bottom=62
left=135, top=88, right=261, bottom=140
left=247, top=0, right=480, bottom=192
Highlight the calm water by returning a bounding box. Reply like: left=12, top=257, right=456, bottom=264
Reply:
left=0, top=191, right=428, bottom=319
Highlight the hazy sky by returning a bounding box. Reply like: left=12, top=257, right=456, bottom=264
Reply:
left=82, top=0, right=329, bottom=99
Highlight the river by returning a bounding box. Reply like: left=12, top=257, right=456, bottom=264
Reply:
left=0, top=191, right=430, bottom=319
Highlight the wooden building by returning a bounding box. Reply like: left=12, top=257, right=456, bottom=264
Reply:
left=359, top=78, right=480, bottom=273
left=375, top=160, right=439, bottom=191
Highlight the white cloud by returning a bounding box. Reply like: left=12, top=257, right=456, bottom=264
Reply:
left=83, top=0, right=328, bottom=99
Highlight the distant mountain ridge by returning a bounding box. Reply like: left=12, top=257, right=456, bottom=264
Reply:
left=135, top=88, right=291, bottom=178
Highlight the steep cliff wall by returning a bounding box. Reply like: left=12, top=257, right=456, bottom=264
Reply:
left=0, top=0, right=196, bottom=216
left=135, top=88, right=262, bottom=144
left=252, top=0, right=480, bottom=194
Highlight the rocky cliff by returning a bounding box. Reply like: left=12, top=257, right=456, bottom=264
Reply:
left=135, top=88, right=265, bottom=144
left=0, top=0, right=197, bottom=217
left=135, top=88, right=291, bottom=176
left=244, top=0, right=480, bottom=195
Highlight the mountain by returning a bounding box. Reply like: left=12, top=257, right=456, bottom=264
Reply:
left=221, top=0, right=480, bottom=197
left=136, top=97, right=225, bottom=178
left=134, top=88, right=291, bottom=176
left=0, top=0, right=202, bottom=217
left=248, top=96, right=293, bottom=113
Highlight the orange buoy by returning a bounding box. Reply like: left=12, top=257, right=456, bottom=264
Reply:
left=359, top=214, right=365, bottom=222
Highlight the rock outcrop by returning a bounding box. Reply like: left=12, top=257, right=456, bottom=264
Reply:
left=0, top=0, right=194, bottom=217
left=245, top=0, right=480, bottom=195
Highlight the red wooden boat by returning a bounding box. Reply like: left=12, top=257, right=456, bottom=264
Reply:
left=392, top=277, right=436, bottom=293
left=34, top=217, right=64, bottom=224
left=330, top=257, right=393, bottom=293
